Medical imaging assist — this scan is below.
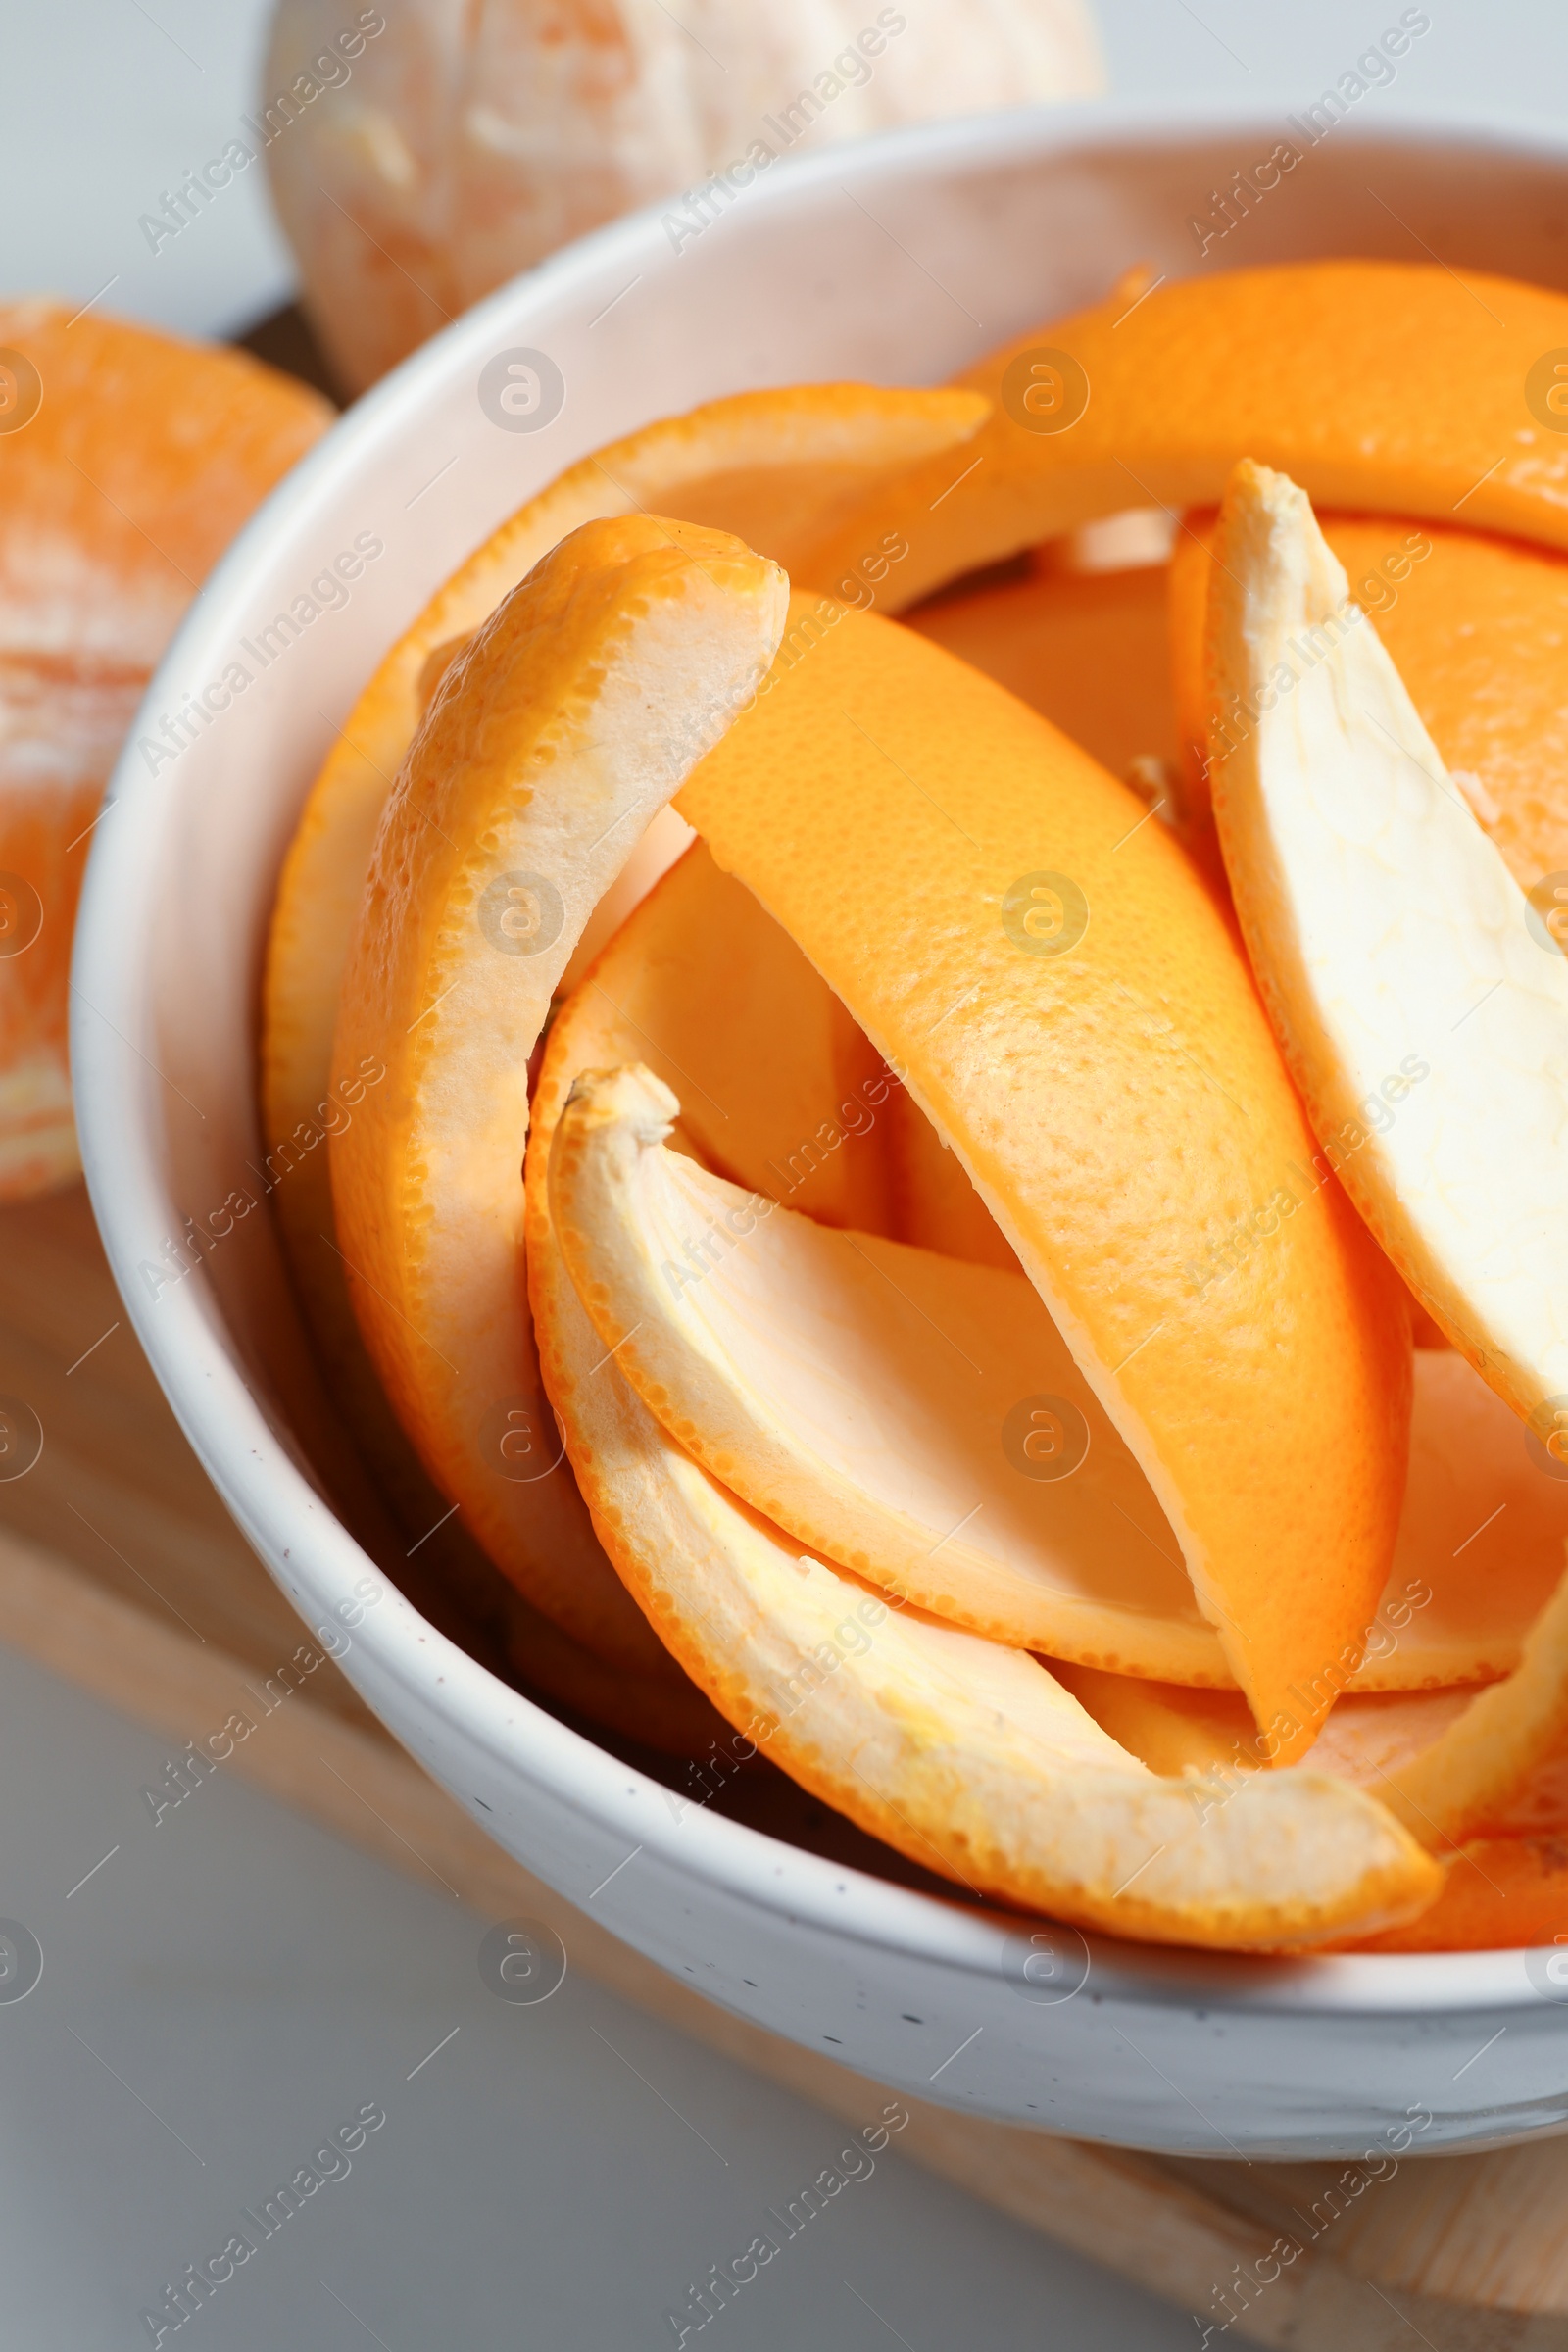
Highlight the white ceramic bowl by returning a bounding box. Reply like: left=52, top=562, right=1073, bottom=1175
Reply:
left=74, top=100, right=1568, bottom=2159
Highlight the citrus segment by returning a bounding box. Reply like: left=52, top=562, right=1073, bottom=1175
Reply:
left=675, top=593, right=1410, bottom=1757
left=550, top=1062, right=1220, bottom=1671
left=1174, top=508, right=1568, bottom=882
left=799, top=261, right=1568, bottom=612
left=1206, top=461, right=1568, bottom=1430
left=328, top=514, right=786, bottom=1662
left=262, top=383, right=975, bottom=1586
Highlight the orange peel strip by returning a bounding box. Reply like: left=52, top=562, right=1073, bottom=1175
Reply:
left=549, top=1061, right=1211, bottom=1675
left=1375, top=1569, right=1568, bottom=1849
left=1352, top=1838, right=1568, bottom=1952
left=528, top=1062, right=1439, bottom=1949
left=674, top=592, right=1410, bottom=1758
left=261, top=383, right=980, bottom=1617
left=906, top=563, right=1179, bottom=791
left=1056, top=1535, right=1568, bottom=1855
left=328, top=514, right=786, bottom=1664
left=1205, top=460, right=1568, bottom=1430
left=264, top=381, right=985, bottom=1219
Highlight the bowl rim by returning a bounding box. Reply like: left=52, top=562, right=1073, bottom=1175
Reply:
left=72, top=91, right=1568, bottom=2021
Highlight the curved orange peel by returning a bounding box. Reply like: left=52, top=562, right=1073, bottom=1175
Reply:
left=542, top=842, right=1564, bottom=1689
left=906, top=563, right=1179, bottom=790
left=264, top=380, right=985, bottom=1227
left=800, top=261, right=1568, bottom=612
left=675, top=592, right=1410, bottom=1758
left=554, top=837, right=896, bottom=1238
left=530, top=1088, right=1437, bottom=1948
left=1375, top=1568, right=1568, bottom=1849
left=1062, top=1560, right=1568, bottom=1860
left=1352, top=1837, right=1568, bottom=1952
left=550, top=1061, right=1212, bottom=1675
left=328, top=514, right=786, bottom=1664
left=1173, top=508, right=1568, bottom=880
left=262, top=383, right=979, bottom=1623
left=552, top=1068, right=1568, bottom=1693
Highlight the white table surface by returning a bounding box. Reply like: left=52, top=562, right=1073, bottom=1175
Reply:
left=2, top=2, right=1563, bottom=2343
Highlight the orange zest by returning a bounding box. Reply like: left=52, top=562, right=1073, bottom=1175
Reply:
left=800, top=262, right=1568, bottom=610
left=676, top=592, right=1411, bottom=1757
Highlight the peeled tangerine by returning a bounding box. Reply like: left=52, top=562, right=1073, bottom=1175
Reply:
left=0, top=301, right=328, bottom=1198
left=674, top=590, right=1410, bottom=1761
left=528, top=993, right=1439, bottom=1947
left=329, top=514, right=786, bottom=1683
left=262, top=0, right=1102, bottom=393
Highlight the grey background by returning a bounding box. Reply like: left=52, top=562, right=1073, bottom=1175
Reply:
left=6, top=1, right=1567, bottom=343
left=1, top=2, right=1561, bottom=2343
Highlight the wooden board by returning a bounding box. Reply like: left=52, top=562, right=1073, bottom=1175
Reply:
left=4, top=1180, right=1566, bottom=2349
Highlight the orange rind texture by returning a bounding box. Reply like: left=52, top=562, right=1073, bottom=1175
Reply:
left=1374, top=1567, right=1568, bottom=1850
left=261, top=384, right=981, bottom=1581
left=1056, top=1644, right=1568, bottom=1853
left=262, top=261, right=1568, bottom=1949
left=329, top=514, right=786, bottom=1665
left=1352, top=1838, right=1568, bottom=1952
left=801, top=261, right=1568, bottom=612
left=529, top=1027, right=1439, bottom=1947
left=550, top=1063, right=1568, bottom=1697
left=533, top=844, right=1542, bottom=1696
left=1172, top=507, right=1568, bottom=876
left=0, top=302, right=329, bottom=1199
left=676, top=592, right=1410, bottom=1759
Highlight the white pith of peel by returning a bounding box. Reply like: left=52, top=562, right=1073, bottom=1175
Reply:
left=1206, top=459, right=1568, bottom=1853
left=547, top=1060, right=1211, bottom=1675
left=532, top=1076, right=1440, bottom=1946
left=546, top=1060, right=1568, bottom=1694
left=1208, top=458, right=1568, bottom=1433
left=327, top=519, right=787, bottom=1668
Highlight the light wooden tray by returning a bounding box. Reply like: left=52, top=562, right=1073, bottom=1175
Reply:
left=5, top=1181, right=1564, bottom=2349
